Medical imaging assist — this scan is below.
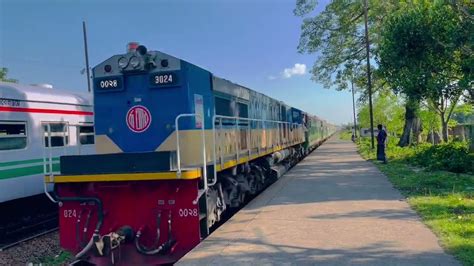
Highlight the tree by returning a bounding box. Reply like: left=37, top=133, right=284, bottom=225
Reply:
left=448, top=0, right=474, bottom=104
left=379, top=3, right=471, bottom=143
left=425, top=4, right=472, bottom=142
left=420, top=108, right=441, bottom=144
left=295, top=0, right=422, bottom=146
left=451, top=103, right=474, bottom=124
left=378, top=4, right=434, bottom=146
left=358, top=91, right=405, bottom=136
left=0, top=67, right=18, bottom=83
left=294, top=0, right=402, bottom=92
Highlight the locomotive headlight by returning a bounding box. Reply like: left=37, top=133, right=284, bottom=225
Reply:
left=129, top=56, right=140, bottom=68
left=118, top=57, right=128, bottom=69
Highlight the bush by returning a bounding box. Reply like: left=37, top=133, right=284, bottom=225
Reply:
left=358, top=138, right=473, bottom=174
left=411, top=142, right=473, bottom=173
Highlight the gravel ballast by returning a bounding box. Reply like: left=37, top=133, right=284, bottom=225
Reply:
left=0, top=231, right=66, bottom=265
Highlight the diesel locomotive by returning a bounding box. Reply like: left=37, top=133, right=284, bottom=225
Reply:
left=44, top=43, right=335, bottom=265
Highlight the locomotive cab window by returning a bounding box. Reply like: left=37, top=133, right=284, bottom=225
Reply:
left=0, top=121, right=27, bottom=151
left=292, top=111, right=300, bottom=121
left=43, top=122, right=69, bottom=147
left=215, top=97, right=232, bottom=116
left=237, top=102, right=248, bottom=118
left=79, top=125, right=95, bottom=145
left=280, top=106, right=287, bottom=121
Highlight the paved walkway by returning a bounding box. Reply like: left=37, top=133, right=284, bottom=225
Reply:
left=178, top=136, right=459, bottom=265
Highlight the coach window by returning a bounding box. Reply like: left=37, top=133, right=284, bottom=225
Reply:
left=44, top=122, right=69, bottom=147
left=79, top=125, right=95, bottom=145
left=0, top=121, right=27, bottom=150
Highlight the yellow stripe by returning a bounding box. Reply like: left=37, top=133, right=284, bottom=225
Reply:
left=45, top=169, right=201, bottom=183
left=46, top=142, right=303, bottom=183
left=215, top=145, right=287, bottom=171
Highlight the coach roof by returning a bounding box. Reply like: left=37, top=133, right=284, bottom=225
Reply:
left=0, top=82, right=92, bottom=106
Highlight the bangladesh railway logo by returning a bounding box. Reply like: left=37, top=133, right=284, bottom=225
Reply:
left=126, top=105, right=152, bottom=133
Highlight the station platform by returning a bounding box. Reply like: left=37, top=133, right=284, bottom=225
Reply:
left=178, top=136, right=459, bottom=265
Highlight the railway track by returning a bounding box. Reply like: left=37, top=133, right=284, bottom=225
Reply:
left=0, top=219, right=63, bottom=266
left=0, top=197, right=58, bottom=251
left=0, top=227, right=58, bottom=251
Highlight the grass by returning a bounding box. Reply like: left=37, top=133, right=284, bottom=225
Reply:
left=34, top=250, right=73, bottom=265
left=339, top=130, right=353, bottom=140
left=379, top=162, right=474, bottom=266
left=340, top=131, right=474, bottom=265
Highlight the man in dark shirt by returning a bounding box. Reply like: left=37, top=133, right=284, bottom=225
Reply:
left=377, top=124, right=387, bottom=163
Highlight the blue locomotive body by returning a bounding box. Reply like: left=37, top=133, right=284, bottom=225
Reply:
left=91, top=46, right=329, bottom=164
left=93, top=54, right=214, bottom=153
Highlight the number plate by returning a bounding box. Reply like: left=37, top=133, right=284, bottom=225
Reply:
left=149, top=72, right=179, bottom=88
left=95, top=76, right=123, bottom=91
left=178, top=208, right=198, bottom=218
left=63, top=209, right=77, bottom=218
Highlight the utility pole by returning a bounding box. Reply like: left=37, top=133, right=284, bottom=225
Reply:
left=82, top=21, right=92, bottom=93
left=363, top=0, right=375, bottom=149
left=351, top=79, right=358, bottom=140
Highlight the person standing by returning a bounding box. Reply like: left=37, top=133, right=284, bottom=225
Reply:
left=377, top=124, right=387, bottom=163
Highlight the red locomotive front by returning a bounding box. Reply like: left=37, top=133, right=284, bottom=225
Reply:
left=56, top=179, right=201, bottom=265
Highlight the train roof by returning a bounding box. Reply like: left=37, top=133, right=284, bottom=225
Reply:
left=0, top=82, right=92, bottom=106
left=93, top=46, right=335, bottom=127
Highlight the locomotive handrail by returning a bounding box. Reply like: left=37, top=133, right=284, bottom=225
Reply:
left=235, top=117, right=239, bottom=162
left=209, top=115, right=302, bottom=187
left=174, top=114, right=207, bottom=189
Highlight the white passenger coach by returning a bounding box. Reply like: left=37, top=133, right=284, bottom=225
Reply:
left=0, top=82, right=95, bottom=204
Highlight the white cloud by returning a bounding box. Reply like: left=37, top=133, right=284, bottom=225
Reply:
left=282, top=63, right=306, bottom=78
left=267, top=75, right=277, bottom=80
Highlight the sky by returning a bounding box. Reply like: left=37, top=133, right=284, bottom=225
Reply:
left=0, top=0, right=354, bottom=125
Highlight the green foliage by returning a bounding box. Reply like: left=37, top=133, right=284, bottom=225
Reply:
left=294, top=0, right=402, bottom=92
left=379, top=3, right=435, bottom=99
left=420, top=108, right=441, bottom=132
left=357, top=91, right=405, bottom=135
left=386, top=2, right=466, bottom=92
left=411, top=142, right=473, bottom=173
left=379, top=2, right=471, bottom=141
left=35, top=250, right=73, bottom=265
left=296, top=0, right=471, bottom=144
left=359, top=138, right=473, bottom=173
left=452, top=103, right=474, bottom=125
left=0, top=67, right=18, bottom=83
